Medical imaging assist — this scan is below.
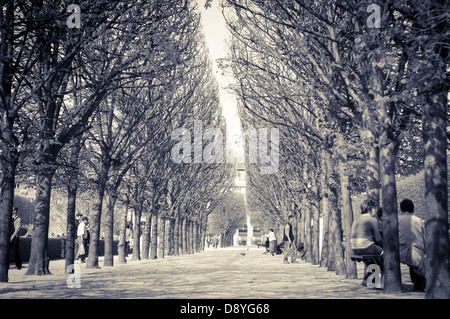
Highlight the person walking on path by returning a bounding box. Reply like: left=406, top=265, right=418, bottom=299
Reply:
left=398, top=199, right=426, bottom=291
left=265, top=229, right=277, bottom=256
left=76, top=217, right=89, bottom=263
left=10, top=207, right=22, bottom=270
left=74, top=213, right=83, bottom=260
left=283, top=215, right=297, bottom=264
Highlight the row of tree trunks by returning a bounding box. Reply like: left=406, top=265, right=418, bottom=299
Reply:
left=220, top=232, right=234, bottom=248
left=136, top=215, right=204, bottom=259
left=100, top=211, right=207, bottom=263
left=317, top=144, right=348, bottom=277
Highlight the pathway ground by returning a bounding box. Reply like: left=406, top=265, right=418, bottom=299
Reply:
left=0, top=246, right=424, bottom=299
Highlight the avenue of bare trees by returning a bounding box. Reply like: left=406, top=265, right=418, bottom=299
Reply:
left=0, top=0, right=448, bottom=301
left=218, top=0, right=449, bottom=299
left=0, top=0, right=236, bottom=282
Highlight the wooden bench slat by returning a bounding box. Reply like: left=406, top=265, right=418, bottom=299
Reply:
left=350, top=254, right=383, bottom=265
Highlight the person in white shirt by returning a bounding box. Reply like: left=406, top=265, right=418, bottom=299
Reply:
left=265, top=229, right=277, bottom=256
left=76, top=217, right=88, bottom=262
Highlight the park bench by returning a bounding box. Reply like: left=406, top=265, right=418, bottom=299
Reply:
left=350, top=254, right=383, bottom=288
left=350, top=254, right=383, bottom=267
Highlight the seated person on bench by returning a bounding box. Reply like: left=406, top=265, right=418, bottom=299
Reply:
left=350, top=199, right=383, bottom=256
left=398, top=199, right=426, bottom=291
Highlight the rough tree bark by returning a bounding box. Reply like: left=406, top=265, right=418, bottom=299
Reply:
left=182, top=217, right=187, bottom=255
left=362, top=119, right=381, bottom=205
left=157, top=215, right=165, bottom=259
left=320, top=149, right=330, bottom=268
left=0, top=0, right=18, bottom=282
left=338, top=134, right=357, bottom=279
left=422, top=89, right=450, bottom=299
left=419, top=0, right=450, bottom=299
left=311, top=169, right=321, bottom=265
left=103, top=193, right=118, bottom=266
left=0, top=148, right=16, bottom=281
left=117, top=204, right=129, bottom=264
left=86, top=161, right=110, bottom=269
left=379, top=128, right=403, bottom=294
left=174, top=213, right=180, bottom=255
left=131, top=205, right=142, bottom=261
left=141, top=210, right=152, bottom=260
left=26, top=169, right=55, bottom=276
left=325, top=148, right=346, bottom=275
left=150, top=212, right=158, bottom=259
left=65, top=136, right=83, bottom=273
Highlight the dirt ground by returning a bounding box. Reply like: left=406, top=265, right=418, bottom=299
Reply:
left=0, top=246, right=424, bottom=300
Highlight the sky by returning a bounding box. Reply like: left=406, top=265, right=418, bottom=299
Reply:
left=196, top=0, right=243, bottom=157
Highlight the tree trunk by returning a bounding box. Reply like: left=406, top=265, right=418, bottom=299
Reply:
left=304, top=206, right=312, bottom=263
left=338, top=134, right=357, bottom=279
left=86, top=190, right=104, bottom=269
left=413, top=0, right=450, bottom=297
left=199, top=220, right=205, bottom=251
left=0, top=149, right=16, bottom=282
left=65, top=182, right=77, bottom=273
left=326, top=149, right=346, bottom=275
left=169, top=217, right=175, bottom=256
left=150, top=213, right=158, bottom=259
left=157, top=215, right=165, bottom=258
left=197, top=221, right=202, bottom=252
left=174, top=214, right=180, bottom=255
left=0, top=0, right=16, bottom=283
left=86, top=154, right=111, bottom=268
left=117, top=204, right=129, bottom=264
left=379, top=128, right=403, bottom=294
left=141, top=210, right=152, bottom=260
left=422, top=81, right=450, bottom=299
left=182, top=217, right=187, bottom=255
left=320, top=149, right=330, bottom=268
left=131, top=205, right=142, bottom=261
left=103, top=193, right=117, bottom=267
left=302, top=165, right=311, bottom=263
left=363, top=126, right=381, bottom=205
left=26, top=169, right=55, bottom=275
left=193, top=221, right=198, bottom=253
left=311, top=205, right=320, bottom=265
left=309, top=167, right=320, bottom=265
left=190, top=220, right=195, bottom=253
left=164, top=217, right=170, bottom=256
left=187, top=220, right=192, bottom=254
left=188, top=219, right=193, bottom=254
left=297, top=216, right=304, bottom=251
left=64, top=136, right=83, bottom=273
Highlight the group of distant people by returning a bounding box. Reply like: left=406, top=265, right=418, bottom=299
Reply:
left=206, top=234, right=220, bottom=249
left=8, top=207, right=91, bottom=269
left=264, top=215, right=305, bottom=264
left=350, top=198, right=426, bottom=291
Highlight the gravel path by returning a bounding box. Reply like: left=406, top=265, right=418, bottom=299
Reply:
left=0, top=247, right=425, bottom=299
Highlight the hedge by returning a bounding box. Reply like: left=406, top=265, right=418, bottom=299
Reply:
left=10, top=237, right=119, bottom=264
